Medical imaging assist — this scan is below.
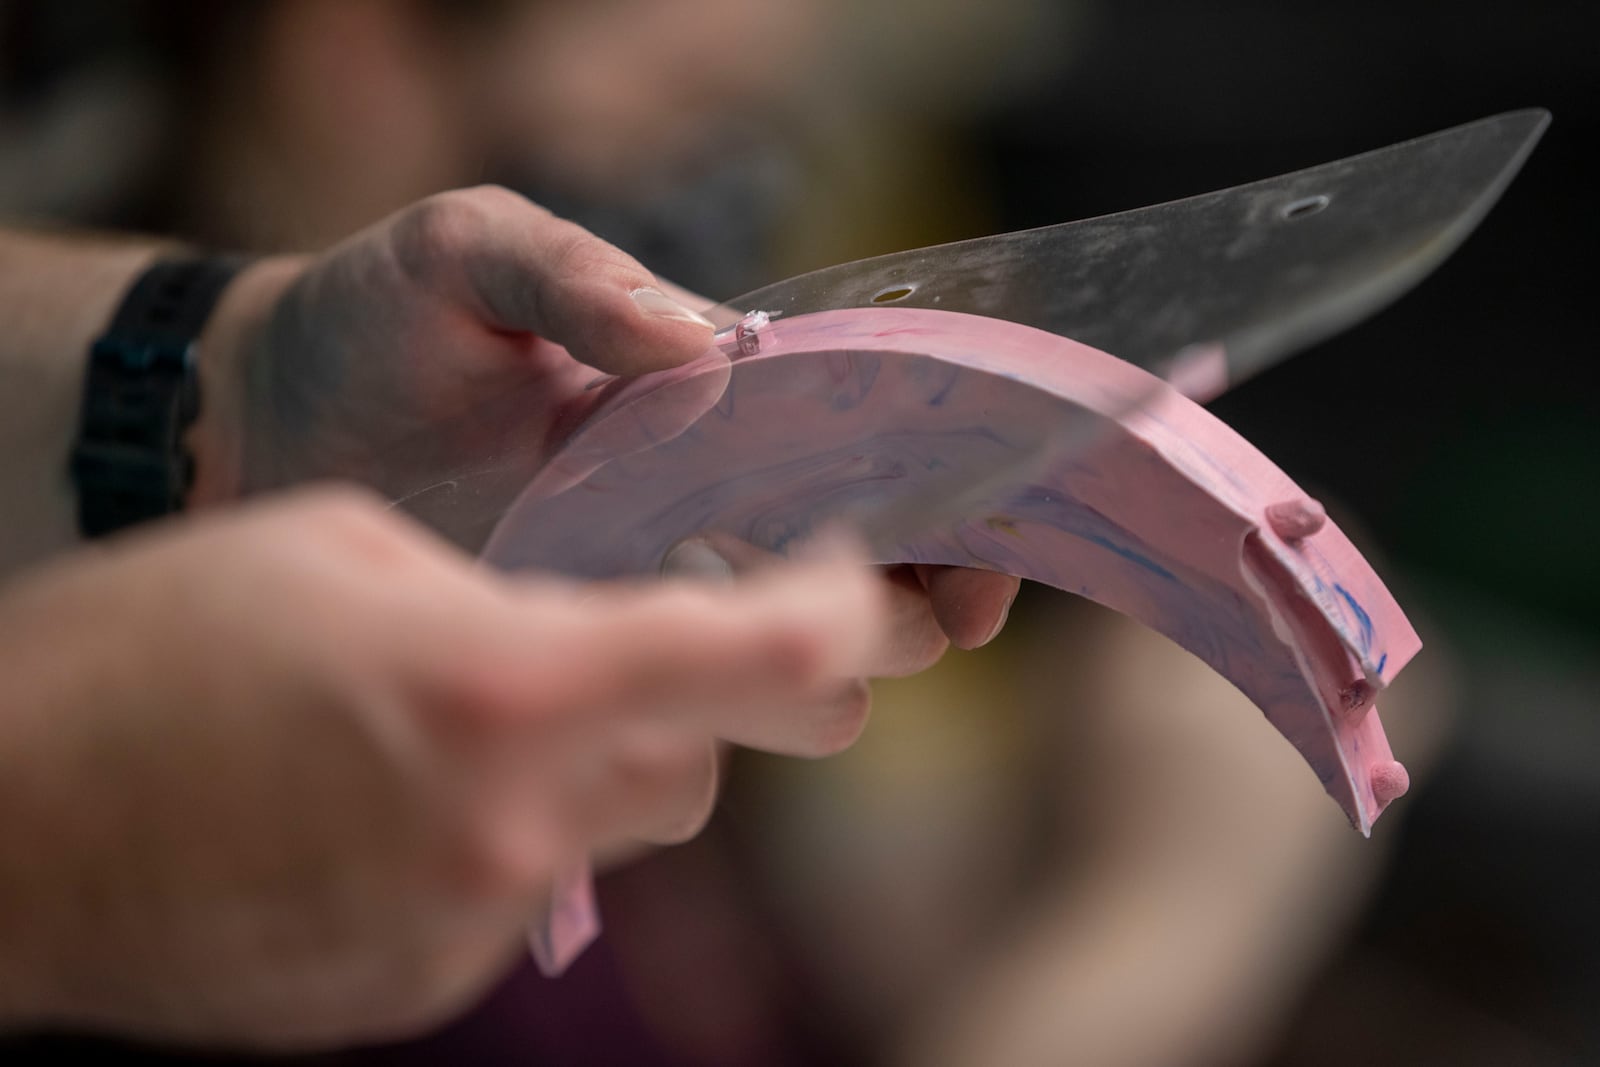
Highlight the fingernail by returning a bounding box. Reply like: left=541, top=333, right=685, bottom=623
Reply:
left=982, top=590, right=1017, bottom=647
left=661, top=538, right=735, bottom=581
left=631, top=287, right=715, bottom=329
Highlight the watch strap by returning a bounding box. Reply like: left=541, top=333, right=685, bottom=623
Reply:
left=71, top=257, right=244, bottom=538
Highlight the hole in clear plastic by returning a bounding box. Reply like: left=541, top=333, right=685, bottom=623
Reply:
left=1281, top=195, right=1331, bottom=220
left=871, top=284, right=917, bottom=304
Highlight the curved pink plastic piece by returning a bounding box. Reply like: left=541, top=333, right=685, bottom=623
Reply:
left=485, top=307, right=1421, bottom=965
left=489, top=307, right=1419, bottom=828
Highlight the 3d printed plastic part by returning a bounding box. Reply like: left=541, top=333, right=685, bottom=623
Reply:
left=484, top=307, right=1422, bottom=971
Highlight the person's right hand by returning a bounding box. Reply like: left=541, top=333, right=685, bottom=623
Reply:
left=0, top=488, right=886, bottom=1050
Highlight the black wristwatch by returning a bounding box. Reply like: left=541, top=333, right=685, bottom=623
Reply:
left=70, top=257, right=245, bottom=538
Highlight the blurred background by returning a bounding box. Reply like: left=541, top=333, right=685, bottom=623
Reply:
left=2, top=1, right=1595, bottom=1064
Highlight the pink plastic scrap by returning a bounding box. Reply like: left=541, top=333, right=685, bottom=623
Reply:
left=484, top=307, right=1420, bottom=973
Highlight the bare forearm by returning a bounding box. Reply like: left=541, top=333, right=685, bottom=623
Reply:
left=0, top=230, right=164, bottom=577
left=0, top=230, right=303, bottom=579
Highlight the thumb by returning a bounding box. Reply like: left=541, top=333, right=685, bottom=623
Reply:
left=395, top=185, right=716, bottom=376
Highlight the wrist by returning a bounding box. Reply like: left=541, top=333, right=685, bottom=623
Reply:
left=187, top=256, right=308, bottom=508
left=0, top=233, right=168, bottom=576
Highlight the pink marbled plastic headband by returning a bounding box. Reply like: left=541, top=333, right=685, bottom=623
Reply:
left=484, top=307, right=1419, bottom=971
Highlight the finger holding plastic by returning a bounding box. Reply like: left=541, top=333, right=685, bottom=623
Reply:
left=391, top=186, right=716, bottom=376
left=912, top=564, right=1022, bottom=651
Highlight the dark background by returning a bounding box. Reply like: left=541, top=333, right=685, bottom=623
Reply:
left=3, top=0, right=1596, bottom=1064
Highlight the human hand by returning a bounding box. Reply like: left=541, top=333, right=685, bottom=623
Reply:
left=0, top=488, right=886, bottom=1049
left=192, top=185, right=727, bottom=548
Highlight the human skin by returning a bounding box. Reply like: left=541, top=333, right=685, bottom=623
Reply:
left=0, top=487, right=891, bottom=1047
left=0, top=187, right=1015, bottom=1046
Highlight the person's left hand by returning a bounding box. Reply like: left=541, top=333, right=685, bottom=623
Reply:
left=196, top=184, right=1019, bottom=652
